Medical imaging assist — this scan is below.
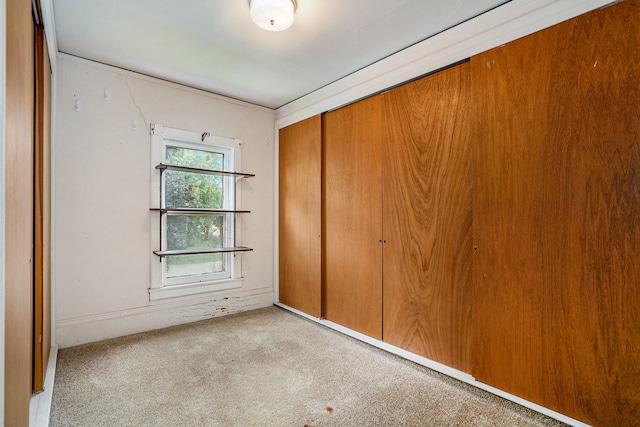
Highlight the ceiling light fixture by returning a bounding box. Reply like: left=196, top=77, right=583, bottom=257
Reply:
left=250, top=0, right=297, bottom=32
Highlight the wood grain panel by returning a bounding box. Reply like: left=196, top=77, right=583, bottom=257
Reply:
left=33, top=23, right=45, bottom=393
left=33, top=24, right=52, bottom=393
left=323, top=96, right=383, bottom=339
left=5, top=0, right=35, bottom=423
left=279, top=115, right=322, bottom=317
left=471, top=1, right=640, bottom=425
left=381, top=63, right=473, bottom=373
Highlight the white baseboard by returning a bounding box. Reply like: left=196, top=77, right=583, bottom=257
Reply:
left=56, top=288, right=273, bottom=348
left=30, top=344, right=58, bottom=427
left=274, top=303, right=591, bottom=427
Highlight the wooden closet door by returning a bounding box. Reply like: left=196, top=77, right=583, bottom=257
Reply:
left=279, top=115, right=322, bottom=317
left=381, top=63, right=473, bottom=373
left=6, top=0, right=35, bottom=423
left=471, top=1, right=640, bottom=425
left=323, top=96, right=383, bottom=339
left=33, top=23, right=52, bottom=394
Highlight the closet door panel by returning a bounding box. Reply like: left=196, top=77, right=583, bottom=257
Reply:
left=5, top=0, right=35, bottom=423
left=279, top=115, right=322, bottom=317
left=323, top=96, right=383, bottom=339
left=382, top=63, right=473, bottom=373
left=472, top=1, right=640, bottom=425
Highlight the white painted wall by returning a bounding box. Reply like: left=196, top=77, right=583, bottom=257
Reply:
left=54, top=54, right=275, bottom=348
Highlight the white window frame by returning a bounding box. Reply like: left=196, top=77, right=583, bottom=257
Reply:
left=149, top=124, right=244, bottom=300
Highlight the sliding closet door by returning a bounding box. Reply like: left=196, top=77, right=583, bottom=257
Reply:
left=279, top=115, right=322, bottom=317
left=33, top=23, right=52, bottom=393
left=381, top=63, right=473, bottom=372
left=6, top=0, right=35, bottom=423
left=471, top=1, right=640, bottom=425
left=323, top=95, right=383, bottom=339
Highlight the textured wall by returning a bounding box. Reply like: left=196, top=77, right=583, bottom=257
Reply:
left=54, top=54, right=275, bottom=347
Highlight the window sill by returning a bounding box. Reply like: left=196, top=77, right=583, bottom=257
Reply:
left=148, top=278, right=243, bottom=301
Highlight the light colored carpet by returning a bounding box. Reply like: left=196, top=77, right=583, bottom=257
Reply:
left=50, top=306, right=567, bottom=427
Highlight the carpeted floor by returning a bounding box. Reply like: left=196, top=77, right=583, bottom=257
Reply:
left=50, top=306, right=567, bottom=426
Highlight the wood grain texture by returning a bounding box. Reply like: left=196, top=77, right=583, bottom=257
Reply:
left=279, top=115, right=322, bottom=317
left=323, top=96, right=383, bottom=339
left=33, top=24, right=52, bottom=393
left=381, top=63, right=473, bottom=373
left=5, top=0, right=35, bottom=423
left=34, top=23, right=45, bottom=393
left=471, top=1, right=640, bottom=425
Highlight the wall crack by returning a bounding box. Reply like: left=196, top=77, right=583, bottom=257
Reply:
left=125, top=77, right=151, bottom=134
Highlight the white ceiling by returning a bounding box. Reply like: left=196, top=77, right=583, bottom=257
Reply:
left=53, top=0, right=508, bottom=109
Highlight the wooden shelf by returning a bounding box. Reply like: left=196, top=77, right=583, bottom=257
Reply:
left=153, top=163, right=254, bottom=259
left=150, top=208, right=251, bottom=214
left=156, top=163, right=255, bottom=178
left=153, top=246, right=254, bottom=257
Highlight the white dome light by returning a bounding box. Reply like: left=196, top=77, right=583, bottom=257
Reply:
left=250, top=0, right=296, bottom=32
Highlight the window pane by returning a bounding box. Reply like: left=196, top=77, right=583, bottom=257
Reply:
left=166, top=253, right=224, bottom=279
left=166, top=214, right=225, bottom=278
left=161, top=144, right=232, bottom=283
left=165, top=146, right=225, bottom=209
left=166, top=145, right=223, bottom=170
left=165, top=171, right=223, bottom=209
left=166, top=215, right=224, bottom=251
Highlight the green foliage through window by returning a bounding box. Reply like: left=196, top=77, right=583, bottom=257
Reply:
left=164, top=145, right=227, bottom=276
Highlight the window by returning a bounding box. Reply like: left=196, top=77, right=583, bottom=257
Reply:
left=163, top=141, right=233, bottom=285
left=149, top=125, right=246, bottom=300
